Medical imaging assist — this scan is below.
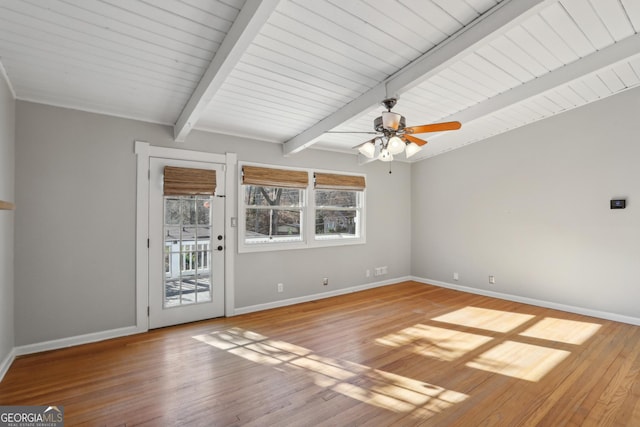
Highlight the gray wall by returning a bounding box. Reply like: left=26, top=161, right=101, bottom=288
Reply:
left=15, top=103, right=143, bottom=345
left=411, top=86, right=640, bottom=318
left=0, top=74, right=15, bottom=364
left=14, top=101, right=412, bottom=345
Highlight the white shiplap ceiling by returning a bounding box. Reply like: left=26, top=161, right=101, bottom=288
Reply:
left=1, top=0, right=639, bottom=162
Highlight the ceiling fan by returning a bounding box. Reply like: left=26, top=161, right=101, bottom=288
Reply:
left=330, top=98, right=461, bottom=161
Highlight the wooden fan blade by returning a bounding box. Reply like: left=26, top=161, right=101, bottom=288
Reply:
left=403, top=134, right=428, bottom=146
left=405, top=121, right=461, bottom=134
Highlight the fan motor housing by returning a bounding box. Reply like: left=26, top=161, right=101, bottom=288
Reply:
left=374, top=115, right=406, bottom=133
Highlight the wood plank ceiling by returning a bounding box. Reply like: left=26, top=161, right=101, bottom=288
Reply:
left=0, top=0, right=639, bottom=162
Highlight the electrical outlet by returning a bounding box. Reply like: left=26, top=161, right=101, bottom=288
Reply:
left=453, top=272, right=459, bottom=281
left=366, top=269, right=371, bottom=278
left=323, top=277, right=329, bottom=286
left=489, top=275, right=495, bottom=284
left=277, top=283, right=284, bottom=293
left=381, top=266, right=388, bottom=275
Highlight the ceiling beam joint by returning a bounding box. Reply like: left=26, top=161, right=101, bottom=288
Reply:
left=173, top=0, right=280, bottom=142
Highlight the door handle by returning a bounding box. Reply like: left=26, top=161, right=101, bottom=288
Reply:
left=217, top=245, right=224, bottom=251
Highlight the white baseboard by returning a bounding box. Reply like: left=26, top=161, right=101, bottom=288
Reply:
left=413, top=276, right=640, bottom=326
left=14, top=325, right=142, bottom=357
left=0, top=347, right=16, bottom=383
left=234, top=276, right=411, bottom=315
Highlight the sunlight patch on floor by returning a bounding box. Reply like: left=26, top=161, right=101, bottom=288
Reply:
left=433, top=306, right=535, bottom=333
left=193, top=328, right=468, bottom=416
left=376, top=324, right=493, bottom=361
left=466, top=340, right=571, bottom=382
left=519, top=317, right=601, bottom=345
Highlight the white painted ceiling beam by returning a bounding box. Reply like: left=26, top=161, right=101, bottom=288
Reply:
left=386, top=0, right=552, bottom=96
left=454, top=33, right=640, bottom=125
left=173, top=0, right=280, bottom=142
left=284, top=84, right=386, bottom=155
left=408, top=32, right=640, bottom=161
left=282, top=0, right=551, bottom=156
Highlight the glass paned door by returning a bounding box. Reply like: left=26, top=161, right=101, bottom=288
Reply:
left=149, top=158, right=225, bottom=328
left=164, top=195, right=213, bottom=307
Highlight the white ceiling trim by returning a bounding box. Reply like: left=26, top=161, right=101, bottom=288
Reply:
left=408, top=32, right=640, bottom=162
left=173, top=0, right=279, bottom=142
left=282, top=0, right=552, bottom=156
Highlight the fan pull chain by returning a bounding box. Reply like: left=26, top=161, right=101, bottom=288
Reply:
left=389, top=163, right=392, bottom=174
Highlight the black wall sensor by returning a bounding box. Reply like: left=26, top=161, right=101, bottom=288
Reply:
left=610, top=199, right=626, bottom=209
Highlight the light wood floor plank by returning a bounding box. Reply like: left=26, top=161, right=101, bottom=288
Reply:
left=1, top=281, right=639, bottom=426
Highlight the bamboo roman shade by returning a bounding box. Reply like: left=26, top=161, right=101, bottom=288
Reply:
left=314, top=173, right=366, bottom=191
left=163, top=166, right=216, bottom=196
left=242, top=165, right=308, bottom=189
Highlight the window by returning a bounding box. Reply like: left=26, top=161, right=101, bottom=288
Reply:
left=314, top=172, right=365, bottom=242
left=239, top=164, right=366, bottom=252
left=240, top=165, right=308, bottom=250
left=315, top=189, right=361, bottom=240
left=244, top=186, right=304, bottom=244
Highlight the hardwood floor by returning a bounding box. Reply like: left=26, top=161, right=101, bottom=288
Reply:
left=1, top=281, right=639, bottom=426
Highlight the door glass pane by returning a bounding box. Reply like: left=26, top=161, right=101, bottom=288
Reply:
left=197, top=199, right=211, bottom=225
left=196, top=271, right=211, bottom=302
left=163, top=195, right=213, bottom=308
left=182, top=199, right=197, bottom=225
left=165, top=199, right=181, bottom=224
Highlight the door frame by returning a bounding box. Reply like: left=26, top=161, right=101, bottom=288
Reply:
left=134, top=141, right=237, bottom=333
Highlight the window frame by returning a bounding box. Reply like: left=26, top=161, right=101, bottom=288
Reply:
left=312, top=188, right=364, bottom=244
left=242, top=185, right=306, bottom=246
left=238, top=162, right=366, bottom=253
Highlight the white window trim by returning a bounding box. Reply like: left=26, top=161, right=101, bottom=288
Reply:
left=238, top=162, right=366, bottom=253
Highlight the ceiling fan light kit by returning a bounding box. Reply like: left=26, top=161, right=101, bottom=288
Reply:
left=381, top=111, right=402, bottom=131
left=387, top=135, right=405, bottom=155
left=345, top=98, right=462, bottom=162
left=358, top=140, right=376, bottom=158
left=404, top=142, right=421, bottom=159
left=378, top=148, right=393, bottom=162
